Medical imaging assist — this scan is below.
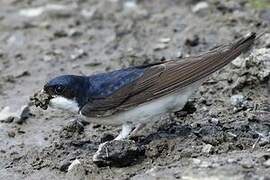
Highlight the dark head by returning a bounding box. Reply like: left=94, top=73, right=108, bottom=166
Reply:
left=43, top=75, right=88, bottom=112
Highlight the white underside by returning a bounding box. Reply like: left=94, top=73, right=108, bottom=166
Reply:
left=85, top=80, right=203, bottom=126
left=49, top=81, right=203, bottom=126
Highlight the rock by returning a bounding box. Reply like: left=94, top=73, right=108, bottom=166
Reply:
left=159, top=37, right=171, bottom=44
left=0, top=107, right=16, bottom=122
left=192, top=158, right=201, bottom=165
left=15, top=105, right=32, bottom=124
left=100, top=133, right=115, bottom=143
left=63, top=119, right=85, bottom=134
left=263, top=159, right=270, bottom=167
left=59, top=160, right=71, bottom=172
left=124, top=0, right=137, bottom=9
left=232, top=56, right=245, bottom=68
left=202, top=144, right=213, bottom=154
left=81, top=8, right=97, bottom=19
left=93, top=140, right=144, bottom=167
left=7, top=129, right=16, bottom=138
left=67, top=159, right=86, bottom=180
left=239, top=158, right=254, bottom=169
left=230, top=94, right=245, bottom=107
left=153, top=43, right=168, bottom=51
left=19, top=4, right=76, bottom=18
left=68, top=159, right=81, bottom=172
left=192, top=2, right=209, bottom=13
left=70, top=48, right=87, bottom=60
left=185, top=34, right=200, bottom=47
left=209, top=118, right=219, bottom=125
left=54, top=30, right=68, bottom=38
left=231, top=48, right=270, bottom=91
left=199, top=160, right=213, bottom=168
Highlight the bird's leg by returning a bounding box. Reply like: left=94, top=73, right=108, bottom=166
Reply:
left=129, top=123, right=146, bottom=138
left=114, top=123, right=135, bottom=140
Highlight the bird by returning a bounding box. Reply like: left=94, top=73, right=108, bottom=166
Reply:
left=42, top=32, right=256, bottom=140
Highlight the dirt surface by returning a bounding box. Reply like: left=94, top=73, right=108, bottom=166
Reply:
left=0, top=0, right=269, bottom=179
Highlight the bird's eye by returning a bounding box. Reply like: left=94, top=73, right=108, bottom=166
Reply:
left=55, top=85, right=64, bottom=94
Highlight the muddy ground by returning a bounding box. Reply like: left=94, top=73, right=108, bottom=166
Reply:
left=0, top=0, right=269, bottom=179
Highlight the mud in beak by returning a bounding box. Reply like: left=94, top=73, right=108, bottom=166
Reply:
left=30, top=89, right=53, bottom=110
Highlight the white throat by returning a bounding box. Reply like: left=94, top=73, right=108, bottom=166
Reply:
left=49, top=96, right=79, bottom=113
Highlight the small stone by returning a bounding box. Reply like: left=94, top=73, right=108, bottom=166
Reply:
left=54, top=30, right=68, bottom=38
left=93, top=140, right=144, bottom=167
left=202, top=144, right=213, bottom=154
left=4, top=116, right=15, bottom=123
left=68, top=159, right=81, bottom=172
left=209, top=118, right=219, bottom=125
left=67, top=159, right=86, bottom=180
left=15, top=105, right=31, bottom=124
left=68, top=29, right=82, bottom=37
left=230, top=94, right=245, bottom=107
left=124, top=0, right=137, bottom=9
left=7, top=129, right=16, bottom=138
left=63, top=119, right=84, bottom=134
left=153, top=43, right=168, bottom=51
left=232, top=56, right=245, bottom=68
left=192, top=2, right=209, bottom=13
left=263, top=159, right=270, bottom=167
left=185, top=35, right=200, bottom=47
left=192, top=158, right=201, bottom=165
left=240, top=159, right=254, bottom=169
left=176, top=51, right=183, bottom=58
left=100, top=133, right=115, bottom=143
left=81, top=9, right=97, bottom=19
left=70, top=49, right=87, bottom=60
left=159, top=37, right=171, bottom=43
left=227, top=158, right=237, bottom=163
left=59, top=160, right=71, bottom=172
left=0, top=107, right=17, bottom=122
left=199, top=161, right=213, bottom=168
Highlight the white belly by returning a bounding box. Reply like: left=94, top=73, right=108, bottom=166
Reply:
left=86, top=81, right=202, bottom=126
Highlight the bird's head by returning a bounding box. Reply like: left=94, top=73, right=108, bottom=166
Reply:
left=43, top=75, right=87, bottom=112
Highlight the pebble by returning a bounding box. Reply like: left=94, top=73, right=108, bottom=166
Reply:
left=7, top=129, right=16, bottom=138
left=202, top=144, right=213, bottom=154
left=59, top=160, right=71, bottom=172
left=159, top=37, right=171, bottom=43
left=232, top=56, right=245, bottom=68
left=230, top=94, right=245, bottom=107
left=81, top=8, right=97, bottom=19
left=240, top=159, right=254, bottom=169
left=68, top=159, right=81, bottom=172
left=263, top=159, right=270, bottom=167
left=19, top=4, right=76, bottom=18
left=209, top=118, right=219, bottom=125
left=67, top=159, right=86, bottom=180
left=192, top=158, right=201, bottom=165
left=70, top=49, right=87, bottom=60
left=0, top=107, right=17, bottom=122
left=93, top=140, right=144, bottom=167
left=153, top=43, right=168, bottom=51
left=192, top=2, right=209, bottom=13
left=15, top=105, right=31, bottom=124
left=185, top=34, right=200, bottom=47
left=124, top=0, right=137, bottom=9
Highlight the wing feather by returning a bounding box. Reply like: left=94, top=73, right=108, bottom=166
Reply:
left=81, top=33, right=256, bottom=117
